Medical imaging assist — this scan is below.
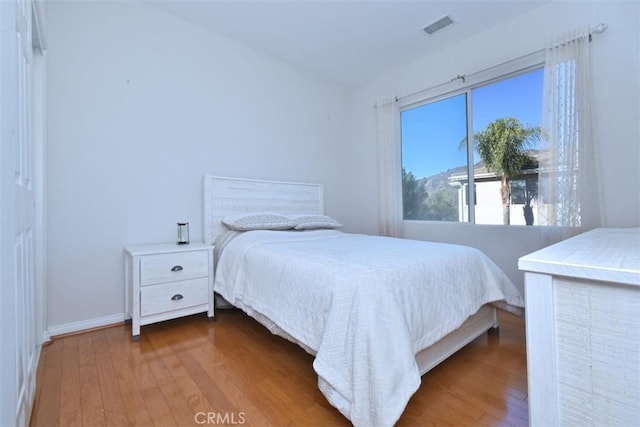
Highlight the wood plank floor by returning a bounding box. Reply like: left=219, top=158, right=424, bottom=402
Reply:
left=31, top=309, right=528, bottom=426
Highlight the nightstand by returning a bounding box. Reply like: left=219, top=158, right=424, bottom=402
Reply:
left=124, top=242, right=214, bottom=341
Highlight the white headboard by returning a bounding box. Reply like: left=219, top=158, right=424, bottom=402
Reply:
left=203, top=176, right=324, bottom=244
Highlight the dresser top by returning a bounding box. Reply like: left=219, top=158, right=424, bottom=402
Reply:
left=518, top=228, right=640, bottom=286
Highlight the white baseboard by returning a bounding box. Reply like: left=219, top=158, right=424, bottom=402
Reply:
left=47, top=312, right=126, bottom=337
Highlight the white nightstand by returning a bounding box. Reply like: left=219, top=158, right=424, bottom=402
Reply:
left=124, top=242, right=214, bottom=341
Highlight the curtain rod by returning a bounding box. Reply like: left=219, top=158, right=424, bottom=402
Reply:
left=389, top=22, right=609, bottom=105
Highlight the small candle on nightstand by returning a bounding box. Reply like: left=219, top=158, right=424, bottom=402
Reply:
left=177, top=222, right=189, bottom=245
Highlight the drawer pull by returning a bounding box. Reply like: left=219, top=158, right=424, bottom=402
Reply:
left=171, top=294, right=184, bottom=301
left=171, top=265, right=183, bottom=272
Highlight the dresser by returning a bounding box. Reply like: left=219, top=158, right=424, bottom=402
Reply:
left=518, top=228, right=640, bottom=426
left=124, top=242, right=215, bottom=341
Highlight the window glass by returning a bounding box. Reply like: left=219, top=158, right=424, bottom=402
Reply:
left=401, top=67, right=543, bottom=225
left=472, top=69, right=543, bottom=225
left=401, top=94, right=468, bottom=221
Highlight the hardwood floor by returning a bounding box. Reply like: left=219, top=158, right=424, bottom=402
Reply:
left=31, top=309, right=528, bottom=426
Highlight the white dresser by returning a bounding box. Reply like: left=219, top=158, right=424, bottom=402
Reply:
left=519, top=228, right=640, bottom=426
left=125, top=242, right=215, bottom=341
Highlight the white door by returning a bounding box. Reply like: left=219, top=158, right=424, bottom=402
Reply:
left=16, top=0, right=38, bottom=424
left=1, top=0, right=38, bottom=426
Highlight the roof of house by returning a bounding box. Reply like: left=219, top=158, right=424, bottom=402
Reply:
left=447, top=150, right=545, bottom=183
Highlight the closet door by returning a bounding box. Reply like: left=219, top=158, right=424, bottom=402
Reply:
left=14, top=0, right=38, bottom=424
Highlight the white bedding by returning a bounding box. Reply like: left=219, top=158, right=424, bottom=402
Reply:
left=214, top=229, right=524, bottom=427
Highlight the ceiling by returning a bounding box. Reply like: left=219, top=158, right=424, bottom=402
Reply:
left=149, top=0, right=548, bottom=87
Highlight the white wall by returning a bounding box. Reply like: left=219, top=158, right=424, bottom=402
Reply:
left=46, top=1, right=352, bottom=333
left=348, top=0, right=640, bottom=294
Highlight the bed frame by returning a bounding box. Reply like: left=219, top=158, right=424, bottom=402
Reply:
left=202, top=175, right=499, bottom=376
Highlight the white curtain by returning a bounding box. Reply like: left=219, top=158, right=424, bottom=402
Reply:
left=538, top=28, right=603, bottom=231
left=375, top=97, right=403, bottom=237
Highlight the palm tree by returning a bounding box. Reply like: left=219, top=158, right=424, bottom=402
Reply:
left=473, top=117, right=540, bottom=225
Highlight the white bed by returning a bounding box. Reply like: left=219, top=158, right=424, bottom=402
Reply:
left=203, top=175, right=525, bottom=427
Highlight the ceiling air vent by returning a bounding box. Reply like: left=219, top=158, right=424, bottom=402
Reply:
left=423, top=15, right=454, bottom=35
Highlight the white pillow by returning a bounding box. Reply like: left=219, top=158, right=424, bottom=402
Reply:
left=289, top=214, right=343, bottom=230
left=222, top=212, right=296, bottom=231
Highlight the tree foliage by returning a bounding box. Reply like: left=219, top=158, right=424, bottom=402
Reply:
left=424, top=189, right=457, bottom=221
left=475, top=117, right=540, bottom=179
left=402, top=168, right=457, bottom=221
left=402, top=168, right=427, bottom=219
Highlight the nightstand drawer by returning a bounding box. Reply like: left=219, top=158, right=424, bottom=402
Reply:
left=140, top=251, right=208, bottom=285
left=140, top=277, right=209, bottom=316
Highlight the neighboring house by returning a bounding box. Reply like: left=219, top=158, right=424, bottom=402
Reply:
left=448, top=151, right=543, bottom=226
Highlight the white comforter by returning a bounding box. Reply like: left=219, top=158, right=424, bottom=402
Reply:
left=214, top=230, right=524, bottom=427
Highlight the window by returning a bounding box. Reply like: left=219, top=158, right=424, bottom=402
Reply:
left=401, top=66, right=544, bottom=226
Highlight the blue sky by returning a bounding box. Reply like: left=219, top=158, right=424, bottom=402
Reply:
left=401, top=68, right=543, bottom=178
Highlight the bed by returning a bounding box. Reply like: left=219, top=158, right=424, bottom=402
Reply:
left=203, top=175, right=525, bottom=427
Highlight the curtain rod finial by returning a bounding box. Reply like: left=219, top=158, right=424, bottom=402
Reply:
left=592, top=23, right=608, bottom=34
